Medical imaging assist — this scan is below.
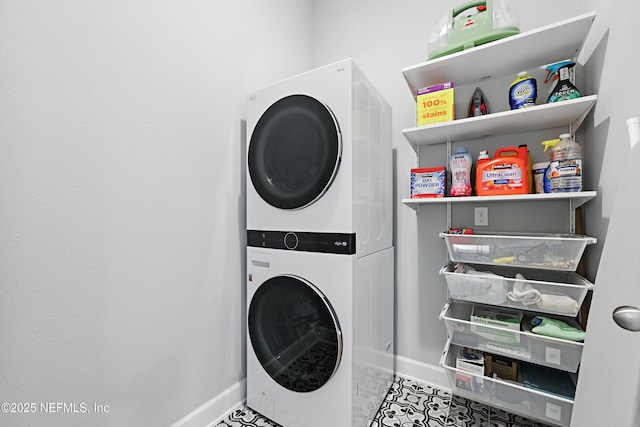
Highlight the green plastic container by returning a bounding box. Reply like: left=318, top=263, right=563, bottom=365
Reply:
left=427, top=0, right=520, bottom=60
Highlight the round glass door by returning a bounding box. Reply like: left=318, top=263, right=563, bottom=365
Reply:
left=248, top=275, right=342, bottom=393
left=248, top=95, right=341, bottom=210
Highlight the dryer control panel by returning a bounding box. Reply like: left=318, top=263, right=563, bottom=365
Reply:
left=247, top=230, right=355, bottom=255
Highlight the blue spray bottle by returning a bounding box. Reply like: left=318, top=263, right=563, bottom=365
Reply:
left=545, top=61, right=581, bottom=103
left=541, top=138, right=560, bottom=193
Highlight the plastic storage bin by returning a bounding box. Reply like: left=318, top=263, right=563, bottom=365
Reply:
left=441, top=341, right=575, bottom=427
left=440, top=301, right=584, bottom=372
left=439, top=231, right=596, bottom=271
left=440, top=263, right=593, bottom=316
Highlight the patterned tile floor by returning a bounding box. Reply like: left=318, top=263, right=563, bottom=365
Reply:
left=215, top=376, right=555, bottom=427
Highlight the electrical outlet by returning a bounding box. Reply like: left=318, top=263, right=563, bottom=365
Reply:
left=474, top=207, right=488, bottom=226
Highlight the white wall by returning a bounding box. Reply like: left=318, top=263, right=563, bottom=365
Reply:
left=312, top=0, right=640, bottom=387
left=0, top=1, right=312, bottom=426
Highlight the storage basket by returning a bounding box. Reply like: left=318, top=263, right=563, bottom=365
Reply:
left=440, top=263, right=593, bottom=316
left=440, top=301, right=584, bottom=372
left=440, top=231, right=596, bottom=271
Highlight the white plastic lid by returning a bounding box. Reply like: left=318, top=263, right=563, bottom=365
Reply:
left=532, top=162, right=550, bottom=169
left=559, top=133, right=572, bottom=139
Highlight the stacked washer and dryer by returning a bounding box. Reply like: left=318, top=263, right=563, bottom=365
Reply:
left=245, top=59, right=394, bottom=427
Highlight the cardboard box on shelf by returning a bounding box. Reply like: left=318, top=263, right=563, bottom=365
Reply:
left=484, top=353, right=519, bottom=382
left=470, top=306, right=522, bottom=344
left=417, top=82, right=454, bottom=126
left=410, top=166, right=446, bottom=198
left=455, top=347, right=484, bottom=394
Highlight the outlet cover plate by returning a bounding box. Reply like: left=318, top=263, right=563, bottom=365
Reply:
left=474, top=206, right=488, bottom=226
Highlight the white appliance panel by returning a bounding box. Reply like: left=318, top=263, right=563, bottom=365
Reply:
left=246, top=59, right=392, bottom=258
left=246, top=247, right=394, bottom=427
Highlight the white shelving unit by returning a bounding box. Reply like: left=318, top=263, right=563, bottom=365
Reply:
left=401, top=11, right=598, bottom=427
left=402, top=95, right=597, bottom=152
left=402, top=11, right=596, bottom=96
left=403, top=191, right=597, bottom=210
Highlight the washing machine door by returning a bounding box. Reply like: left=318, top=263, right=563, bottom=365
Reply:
left=248, top=95, right=342, bottom=210
left=248, top=275, right=342, bottom=393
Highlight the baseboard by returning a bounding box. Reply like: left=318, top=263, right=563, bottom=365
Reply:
left=395, top=355, right=450, bottom=392
left=170, top=379, right=246, bottom=427
left=170, top=358, right=447, bottom=426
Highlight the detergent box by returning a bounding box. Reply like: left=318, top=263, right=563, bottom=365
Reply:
left=471, top=306, right=522, bottom=344
left=417, top=82, right=455, bottom=126
left=484, top=353, right=519, bottom=382
left=455, top=347, right=485, bottom=394
left=410, top=166, right=446, bottom=198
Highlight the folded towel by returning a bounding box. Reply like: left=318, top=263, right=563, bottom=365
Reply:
left=450, top=264, right=507, bottom=304
left=536, top=294, right=580, bottom=315
left=531, top=316, right=585, bottom=341
left=507, top=274, right=541, bottom=305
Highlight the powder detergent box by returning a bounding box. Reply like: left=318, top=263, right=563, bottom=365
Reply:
left=411, top=167, right=446, bottom=198
left=455, top=347, right=485, bottom=395
left=417, top=82, right=454, bottom=126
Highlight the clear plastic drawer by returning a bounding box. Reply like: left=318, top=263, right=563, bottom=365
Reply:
left=440, top=231, right=597, bottom=271
left=442, top=341, right=575, bottom=427
left=440, top=301, right=584, bottom=373
left=440, top=263, right=593, bottom=317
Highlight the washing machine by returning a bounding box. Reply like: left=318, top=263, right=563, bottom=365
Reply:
left=246, top=246, right=395, bottom=427
left=246, top=59, right=392, bottom=258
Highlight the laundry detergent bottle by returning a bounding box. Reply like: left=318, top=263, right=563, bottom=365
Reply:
left=518, top=144, right=533, bottom=193
left=509, top=71, right=537, bottom=109
left=549, top=133, right=582, bottom=192
left=476, top=147, right=529, bottom=196
left=449, top=147, right=473, bottom=196
left=475, top=150, right=490, bottom=195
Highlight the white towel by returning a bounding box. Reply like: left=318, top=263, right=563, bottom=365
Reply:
left=536, top=294, right=580, bottom=314
left=507, top=274, right=541, bottom=305
left=450, top=264, right=507, bottom=304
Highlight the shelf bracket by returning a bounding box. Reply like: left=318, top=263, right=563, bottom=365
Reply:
left=570, top=99, right=595, bottom=134
left=569, top=198, right=576, bottom=234
left=446, top=140, right=452, bottom=229
left=415, top=146, right=421, bottom=213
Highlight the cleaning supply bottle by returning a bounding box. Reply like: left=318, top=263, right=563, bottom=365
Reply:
left=509, top=71, right=537, bottom=109
left=544, top=61, right=574, bottom=97
left=449, top=147, right=473, bottom=196
left=549, top=133, right=582, bottom=192
left=541, top=137, right=560, bottom=193
left=547, top=62, right=581, bottom=103
left=518, top=144, right=533, bottom=193
left=476, top=147, right=529, bottom=196
left=475, top=150, right=490, bottom=195
left=473, top=150, right=491, bottom=195
left=532, top=161, right=550, bottom=194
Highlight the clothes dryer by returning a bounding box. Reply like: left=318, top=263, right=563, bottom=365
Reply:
left=246, top=59, right=392, bottom=258
left=246, top=246, right=395, bottom=427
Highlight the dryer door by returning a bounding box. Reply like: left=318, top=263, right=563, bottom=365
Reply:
left=248, top=275, right=342, bottom=392
left=248, top=95, right=342, bottom=210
